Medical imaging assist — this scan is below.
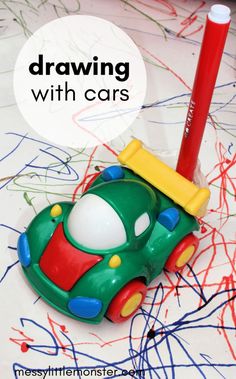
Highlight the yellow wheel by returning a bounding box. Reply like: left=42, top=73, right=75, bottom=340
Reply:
left=107, top=279, right=147, bottom=323
left=165, top=233, right=199, bottom=272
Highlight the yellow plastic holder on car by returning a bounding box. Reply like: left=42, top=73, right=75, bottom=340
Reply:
left=118, top=139, right=210, bottom=217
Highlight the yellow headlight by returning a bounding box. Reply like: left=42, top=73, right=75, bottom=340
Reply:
left=108, top=255, right=121, bottom=268
left=50, top=204, right=62, bottom=217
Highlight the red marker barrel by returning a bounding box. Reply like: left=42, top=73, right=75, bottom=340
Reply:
left=176, top=4, right=231, bottom=181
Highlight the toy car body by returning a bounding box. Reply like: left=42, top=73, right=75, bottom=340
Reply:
left=17, top=166, right=199, bottom=324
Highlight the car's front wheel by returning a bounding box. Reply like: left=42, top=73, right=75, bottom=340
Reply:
left=165, top=233, right=199, bottom=272
left=106, top=279, right=147, bottom=323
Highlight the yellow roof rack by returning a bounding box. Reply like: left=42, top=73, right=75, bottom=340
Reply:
left=118, top=140, right=210, bottom=217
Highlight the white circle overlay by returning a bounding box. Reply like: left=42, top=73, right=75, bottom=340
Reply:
left=14, top=15, right=147, bottom=148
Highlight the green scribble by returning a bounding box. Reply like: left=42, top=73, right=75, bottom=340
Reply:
left=120, top=0, right=167, bottom=39
left=144, top=56, right=167, bottom=70
left=23, top=191, right=37, bottom=214
left=211, top=183, right=236, bottom=198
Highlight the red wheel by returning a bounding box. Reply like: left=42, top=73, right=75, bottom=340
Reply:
left=165, top=233, right=199, bottom=272
left=106, top=279, right=147, bottom=323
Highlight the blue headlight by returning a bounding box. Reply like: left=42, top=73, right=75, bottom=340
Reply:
left=102, top=166, right=124, bottom=181
left=157, top=207, right=180, bottom=231
left=17, top=233, right=31, bottom=268
left=68, top=297, right=102, bottom=319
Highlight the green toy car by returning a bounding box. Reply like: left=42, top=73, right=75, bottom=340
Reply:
left=17, top=166, right=199, bottom=324
left=18, top=166, right=199, bottom=323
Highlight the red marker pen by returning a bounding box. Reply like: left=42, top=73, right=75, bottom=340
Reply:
left=176, top=4, right=231, bottom=181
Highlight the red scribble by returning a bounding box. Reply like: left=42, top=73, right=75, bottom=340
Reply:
left=133, top=0, right=177, bottom=16
left=72, top=146, right=99, bottom=202
left=184, top=24, right=204, bottom=38
left=10, top=327, right=34, bottom=350
left=219, top=275, right=236, bottom=359
left=89, top=332, right=113, bottom=347
left=21, top=342, right=29, bottom=353
left=140, top=46, right=192, bottom=91
left=176, top=1, right=205, bottom=37
left=47, top=314, right=68, bottom=352
left=201, top=225, right=207, bottom=233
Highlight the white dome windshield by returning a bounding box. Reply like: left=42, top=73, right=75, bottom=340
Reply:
left=67, top=194, right=127, bottom=250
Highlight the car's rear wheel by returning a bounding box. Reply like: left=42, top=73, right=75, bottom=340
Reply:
left=165, top=233, right=199, bottom=272
left=106, top=279, right=147, bottom=323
